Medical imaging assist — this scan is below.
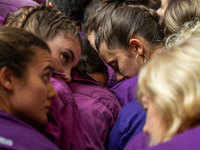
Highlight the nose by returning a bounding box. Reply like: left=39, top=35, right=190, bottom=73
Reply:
left=48, top=82, right=58, bottom=101
left=61, top=70, right=72, bottom=83
left=115, top=71, right=125, bottom=82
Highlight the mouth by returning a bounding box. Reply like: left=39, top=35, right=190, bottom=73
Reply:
left=45, top=106, right=51, bottom=113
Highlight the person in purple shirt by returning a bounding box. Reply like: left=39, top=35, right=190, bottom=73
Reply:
left=4, top=5, right=87, bottom=150
left=0, top=27, right=59, bottom=150
left=93, top=4, right=166, bottom=149
left=0, top=0, right=38, bottom=18
left=67, top=39, right=121, bottom=149
left=125, top=36, right=200, bottom=150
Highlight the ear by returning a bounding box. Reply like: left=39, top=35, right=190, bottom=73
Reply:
left=48, top=2, right=54, bottom=8
left=0, top=67, right=15, bottom=91
left=129, top=38, right=144, bottom=55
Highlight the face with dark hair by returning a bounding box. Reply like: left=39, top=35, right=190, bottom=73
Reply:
left=0, top=27, right=57, bottom=128
left=99, top=42, right=143, bottom=82
left=47, top=33, right=81, bottom=82
left=11, top=47, right=57, bottom=128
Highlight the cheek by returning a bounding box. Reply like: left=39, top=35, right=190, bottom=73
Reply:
left=52, top=56, right=63, bottom=72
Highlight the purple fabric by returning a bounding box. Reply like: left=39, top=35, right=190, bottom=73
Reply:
left=68, top=71, right=121, bottom=149
left=43, top=77, right=87, bottom=150
left=0, top=110, right=59, bottom=150
left=124, top=125, right=200, bottom=150
left=33, top=0, right=45, bottom=4
left=96, top=51, right=118, bottom=88
left=0, top=16, right=4, bottom=26
left=0, top=0, right=38, bottom=18
left=107, top=100, right=146, bottom=150
left=79, top=31, right=87, bottom=40
left=111, top=75, right=138, bottom=106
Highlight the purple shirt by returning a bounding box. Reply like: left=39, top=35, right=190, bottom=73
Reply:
left=97, top=51, right=118, bottom=88
left=68, top=71, right=121, bottom=149
left=33, top=0, right=45, bottom=4
left=107, top=100, right=146, bottom=150
left=43, top=77, right=87, bottom=150
left=0, top=0, right=38, bottom=18
left=124, top=125, right=200, bottom=150
left=0, top=110, right=59, bottom=150
left=111, top=75, right=138, bottom=106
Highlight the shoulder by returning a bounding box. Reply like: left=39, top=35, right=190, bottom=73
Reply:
left=0, top=111, right=59, bottom=150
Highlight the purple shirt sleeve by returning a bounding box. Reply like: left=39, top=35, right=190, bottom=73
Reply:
left=107, top=100, right=146, bottom=150
left=0, top=0, right=38, bottom=18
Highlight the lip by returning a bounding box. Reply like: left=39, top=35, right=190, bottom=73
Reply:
left=45, top=106, right=51, bottom=113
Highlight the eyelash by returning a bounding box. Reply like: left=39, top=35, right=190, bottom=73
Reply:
left=112, top=64, right=118, bottom=70
left=62, top=54, right=70, bottom=63
left=43, top=73, right=51, bottom=83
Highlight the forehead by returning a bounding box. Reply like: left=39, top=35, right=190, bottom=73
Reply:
left=49, top=33, right=81, bottom=55
left=28, top=47, right=53, bottom=69
left=99, top=42, right=122, bottom=63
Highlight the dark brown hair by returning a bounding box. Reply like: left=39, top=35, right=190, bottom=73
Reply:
left=4, top=4, right=82, bottom=46
left=84, top=0, right=150, bottom=35
left=0, top=27, right=49, bottom=78
left=95, top=5, right=165, bottom=52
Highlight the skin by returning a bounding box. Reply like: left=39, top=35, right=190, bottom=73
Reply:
left=0, top=48, right=58, bottom=129
left=47, top=33, right=81, bottom=83
left=91, top=72, right=108, bottom=86
left=156, top=0, right=169, bottom=17
left=141, top=95, right=167, bottom=146
left=87, top=31, right=97, bottom=51
left=98, top=39, right=150, bottom=82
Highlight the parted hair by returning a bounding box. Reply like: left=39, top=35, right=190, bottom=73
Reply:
left=165, top=0, right=200, bottom=35
left=4, top=4, right=82, bottom=46
left=138, top=36, right=200, bottom=142
left=84, top=0, right=150, bottom=35
left=0, top=27, right=49, bottom=78
left=95, top=5, right=165, bottom=52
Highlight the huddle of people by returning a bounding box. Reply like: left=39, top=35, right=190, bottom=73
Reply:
left=0, top=0, right=200, bottom=149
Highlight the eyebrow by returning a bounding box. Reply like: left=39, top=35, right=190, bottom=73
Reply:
left=68, top=48, right=75, bottom=61
left=44, top=65, right=54, bottom=71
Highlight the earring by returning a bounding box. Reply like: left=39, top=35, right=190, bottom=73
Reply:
left=136, top=54, right=146, bottom=64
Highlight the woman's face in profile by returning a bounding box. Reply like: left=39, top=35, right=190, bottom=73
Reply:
left=141, top=94, right=167, bottom=146
left=11, top=48, right=57, bottom=127
left=98, top=42, right=142, bottom=82
left=47, top=33, right=81, bottom=83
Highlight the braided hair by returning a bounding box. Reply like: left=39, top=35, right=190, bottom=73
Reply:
left=4, top=4, right=82, bottom=44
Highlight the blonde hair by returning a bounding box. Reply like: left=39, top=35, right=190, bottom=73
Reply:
left=165, top=0, right=200, bottom=35
left=138, top=36, right=200, bottom=142
left=165, top=20, right=200, bottom=48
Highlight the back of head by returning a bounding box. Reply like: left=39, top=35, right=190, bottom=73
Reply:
left=165, top=20, right=200, bottom=48
left=48, top=0, right=91, bottom=25
left=4, top=4, right=82, bottom=45
left=138, top=36, right=200, bottom=142
left=95, top=5, right=166, bottom=52
left=84, top=0, right=150, bottom=35
left=77, top=39, right=107, bottom=74
left=0, top=26, right=49, bottom=78
left=165, top=0, right=200, bottom=35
